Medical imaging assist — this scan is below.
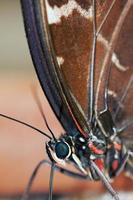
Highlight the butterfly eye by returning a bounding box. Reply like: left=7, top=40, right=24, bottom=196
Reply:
left=55, top=142, right=71, bottom=159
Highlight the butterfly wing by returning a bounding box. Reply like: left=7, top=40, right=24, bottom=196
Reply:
left=93, top=1, right=133, bottom=175
left=21, top=0, right=93, bottom=137
left=108, top=7, right=133, bottom=146
left=94, top=1, right=133, bottom=139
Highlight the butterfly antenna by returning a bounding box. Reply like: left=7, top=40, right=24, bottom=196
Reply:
left=21, top=160, right=50, bottom=200
left=90, top=161, right=119, bottom=200
left=31, top=86, right=57, bottom=141
left=0, top=113, right=51, bottom=139
left=49, top=162, right=55, bottom=200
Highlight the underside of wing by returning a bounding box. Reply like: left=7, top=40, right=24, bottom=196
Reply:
left=108, top=8, right=133, bottom=151
left=94, top=1, right=133, bottom=148
left=21, top=0, right=92, bottom=137
left=21, top=0, right=133, bottom=150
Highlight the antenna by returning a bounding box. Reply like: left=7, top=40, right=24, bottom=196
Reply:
left=31, top=85, right=57, bottom=141
left=0, top=113, right=51, bottom=140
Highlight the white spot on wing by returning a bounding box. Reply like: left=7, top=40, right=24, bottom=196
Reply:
left=45, top=0, right=93, bottom=24
left=98, top=34, right=128, bottom=72
left=57, top=56, right=64, bottom=66
left=112, top=53, right=128, bottom=71
left=108, top=89, right=117, bottom=98
left=98, top=33, right=109, bottom=48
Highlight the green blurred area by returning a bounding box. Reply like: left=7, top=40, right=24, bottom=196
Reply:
left=0, top=0, right=33, bottom=75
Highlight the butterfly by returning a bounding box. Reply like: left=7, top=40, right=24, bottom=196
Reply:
left=1, top=0, right=133, bottom=200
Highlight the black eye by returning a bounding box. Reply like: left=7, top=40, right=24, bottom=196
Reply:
left=55, top=142, right=70, bottom=159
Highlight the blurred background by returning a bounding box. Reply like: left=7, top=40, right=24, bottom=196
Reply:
left=0, top=1, right=132, bottom=200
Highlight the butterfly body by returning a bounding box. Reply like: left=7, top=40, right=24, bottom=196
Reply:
left=46, top=107, right=128, bottom=183
left=57, top=104, right=120, bottom=176
left=46, top=130, right=105, bottom=179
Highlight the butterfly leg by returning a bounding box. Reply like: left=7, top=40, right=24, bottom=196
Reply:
left=49, top=162, right=55, bottom=200
left=21, top=160, right=55, bottom=200
left=90, top=160, right=119, bottom=200
left=54, top=165, right=89, bottom=180
left=21, top=159, right=120, bottom=200
left=21, top=160, right=49, bottom=200
left=21, top=159, right=90, bottom=200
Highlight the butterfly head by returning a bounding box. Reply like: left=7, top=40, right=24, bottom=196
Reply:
left=46, top=137, right=72, bottom=164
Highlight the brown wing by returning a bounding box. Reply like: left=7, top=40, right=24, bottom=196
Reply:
left=94, top=1, right=133, bottom=148
left=39, top=0, right=94, bottom=134
left=43, top=0, right=92, bottom=114
left=42, top=0, right=120, bottom=131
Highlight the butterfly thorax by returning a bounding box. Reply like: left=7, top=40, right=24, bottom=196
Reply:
left=46, top=129, right=108, bottom=179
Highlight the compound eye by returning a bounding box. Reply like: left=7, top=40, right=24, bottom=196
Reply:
left=55, top=142, right=70, bottom=159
